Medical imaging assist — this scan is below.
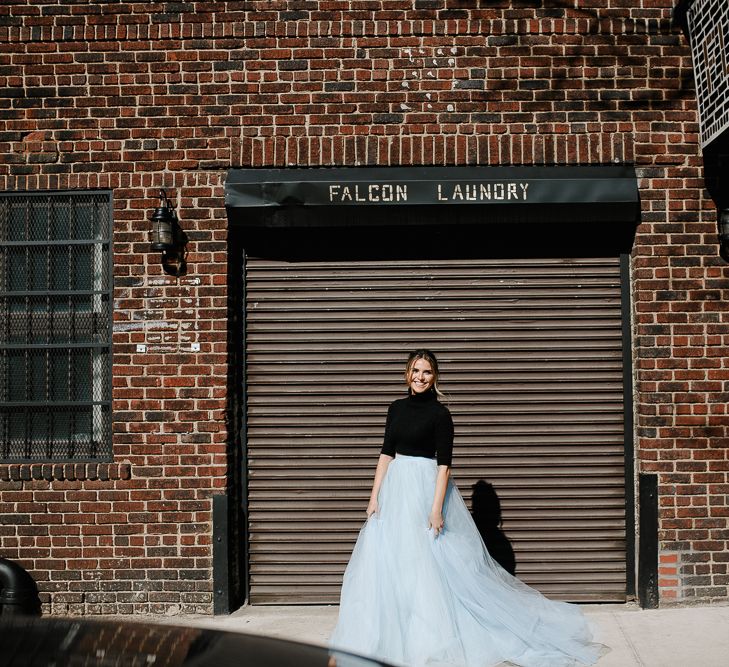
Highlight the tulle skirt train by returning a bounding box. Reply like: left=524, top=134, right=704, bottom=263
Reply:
left=329, top=455, right=606, bottom=667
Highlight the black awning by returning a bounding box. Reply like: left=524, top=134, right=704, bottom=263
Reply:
left=225, top=165, right=639, bottom=226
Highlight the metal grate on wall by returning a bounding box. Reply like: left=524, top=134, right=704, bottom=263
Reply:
left=0, top=192, right=113, bottom=461
left=685, top=0, right=729, bottom=148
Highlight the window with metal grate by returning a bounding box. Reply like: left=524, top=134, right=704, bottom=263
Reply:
left=0, top=191, right=113, bottom=461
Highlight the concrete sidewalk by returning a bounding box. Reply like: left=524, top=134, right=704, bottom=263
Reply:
left=146, top=602, right=729, bottom=667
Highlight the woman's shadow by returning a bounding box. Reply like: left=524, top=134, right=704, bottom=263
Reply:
left=471, top=480, right=517, bottom=576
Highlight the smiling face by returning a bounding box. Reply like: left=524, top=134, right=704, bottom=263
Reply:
left=408, top=357, right=435, bottom=394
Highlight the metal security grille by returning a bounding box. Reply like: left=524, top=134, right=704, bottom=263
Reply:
left=245, top=257, right=627, bottom=604
left=685, top=0, right=729, bottom=147
left=0, top=192, right=112, bottom=461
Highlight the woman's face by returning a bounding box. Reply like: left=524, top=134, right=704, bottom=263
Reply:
left=409, top=357, right=435, bottom=394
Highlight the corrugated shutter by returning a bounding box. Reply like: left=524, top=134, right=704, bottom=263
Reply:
left=245, top=257, right=626, bottom=604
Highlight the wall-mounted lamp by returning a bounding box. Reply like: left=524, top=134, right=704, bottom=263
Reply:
left=719, top=208, right=729, bottom=263
left=149, top=189, right=187, bottom=276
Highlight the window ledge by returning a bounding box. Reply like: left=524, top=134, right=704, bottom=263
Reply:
left=0, top=462, right=131, bottom=483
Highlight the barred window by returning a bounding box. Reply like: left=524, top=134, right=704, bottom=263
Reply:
left=0, top=192, right=112, bottom=461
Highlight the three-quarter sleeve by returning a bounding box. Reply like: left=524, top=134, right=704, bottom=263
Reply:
left=380, top=402, right=396, bottom=457
left=434, top=407, right=454, bottom=466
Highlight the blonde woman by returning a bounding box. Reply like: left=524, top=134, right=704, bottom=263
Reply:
left=330, top=349, right=605, bottom=667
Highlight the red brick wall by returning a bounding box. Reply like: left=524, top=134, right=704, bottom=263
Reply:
left=0, top=1, right=727, bottom=613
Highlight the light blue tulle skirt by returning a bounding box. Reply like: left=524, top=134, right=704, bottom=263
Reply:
left=329, top=455, right=606, bottom=667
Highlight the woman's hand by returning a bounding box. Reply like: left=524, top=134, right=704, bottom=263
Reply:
left=430, top=465, right=449, bottom=537
left=429, top=510, right=444, bottom=536
left=366, top=454, right=392, bottom=520
left=366, top=499, right=379, bottom=518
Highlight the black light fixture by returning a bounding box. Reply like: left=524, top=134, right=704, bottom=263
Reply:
left=149, top=189, right=187, bottom=276
left=719, top=208, right=729, bottom=263
left=150, top=189, right=176, bottom=252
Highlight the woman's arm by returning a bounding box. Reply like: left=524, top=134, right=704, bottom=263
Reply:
left=366, top=453, right=394, bottom=517
left=429, top=464, right=450, bottom=535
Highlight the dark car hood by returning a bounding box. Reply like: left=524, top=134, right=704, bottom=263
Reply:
left=0, top=617, right=390, bottom=667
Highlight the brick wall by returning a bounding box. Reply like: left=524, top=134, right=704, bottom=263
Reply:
left=0, top=1, right=727, bottom=613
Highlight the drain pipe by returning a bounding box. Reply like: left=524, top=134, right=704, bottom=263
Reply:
left=0, top=558, right=41, bottom=616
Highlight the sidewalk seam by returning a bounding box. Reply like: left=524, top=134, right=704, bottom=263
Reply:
left=612, top=611, right=645, bottom=666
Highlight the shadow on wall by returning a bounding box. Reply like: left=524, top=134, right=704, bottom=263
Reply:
left=471, top=481, right=517, bottom=576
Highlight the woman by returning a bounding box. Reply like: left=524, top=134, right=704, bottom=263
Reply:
left=329, top=349, right=606, bottom=667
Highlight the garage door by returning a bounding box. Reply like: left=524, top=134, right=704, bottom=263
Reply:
left=245, top=257, right=627, bottom=603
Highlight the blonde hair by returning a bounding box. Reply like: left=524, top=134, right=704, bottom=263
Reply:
left=404, top=349, right=445, bottom=397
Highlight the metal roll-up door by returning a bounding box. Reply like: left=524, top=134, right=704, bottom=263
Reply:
left=245, top=257, right=626, bottom=604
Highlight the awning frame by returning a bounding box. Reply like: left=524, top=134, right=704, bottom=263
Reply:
left=225, top=165, right=640, bottom=226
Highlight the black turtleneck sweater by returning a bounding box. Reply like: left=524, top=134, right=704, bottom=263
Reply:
left=380, top=388, right=454, bottom=466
